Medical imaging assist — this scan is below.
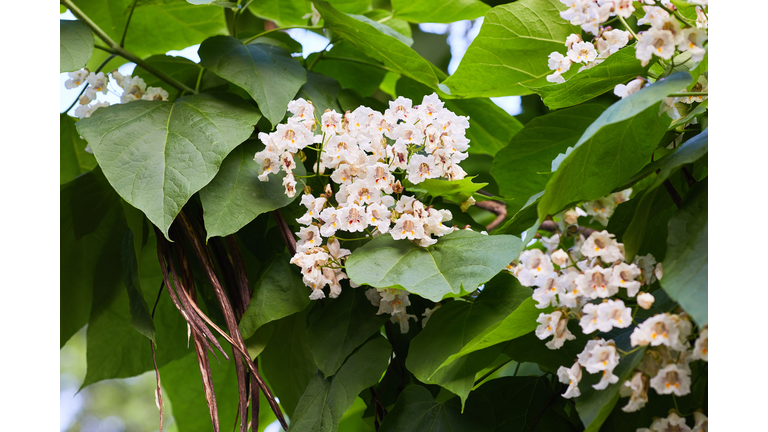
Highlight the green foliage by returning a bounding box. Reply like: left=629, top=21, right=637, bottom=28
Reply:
left=60, top=114, right=97, bottom=184
left=443, top=0, right=579, bottom=97
left=76, top=93, right=261, bottom=238
left=121, top=229, right=156, bottom=342
left=199, top=36, right=307, bottom=126
left=662, top=178, right=708, bottom=326
left=248, top=0, right=310, bottom=27
left=392, top=0, right=490, bottom=24
left=346, top=230, right=522, bottom=301
left=378, top=385, right=496, bottom=431
left=407, top=176, right=488, bottom=204
left=200, top=140, right=305, bottom=240
left=60, top=19, right=94, bottom=73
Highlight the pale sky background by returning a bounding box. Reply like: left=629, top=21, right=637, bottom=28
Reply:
left=59, top=9, right=520, bottom=432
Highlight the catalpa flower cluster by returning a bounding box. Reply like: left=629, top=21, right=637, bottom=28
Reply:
left=509, top=215, right=707, bottom=415
left=65, top=68, right=169, bottom=120
left=255, top=95, right=471, bottom=317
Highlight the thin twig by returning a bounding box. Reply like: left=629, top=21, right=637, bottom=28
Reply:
left=272, top=210, right=297, bottom=256
left=120, top=0, right=139, bottom=47
left=475, top=199, right=507, bottom=231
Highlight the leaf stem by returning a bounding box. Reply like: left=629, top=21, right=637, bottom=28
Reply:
left=307, top=41, right=332, bottom=71
left=241, top=25, right=323, bottom=45
left=617, top=15, right=638, bottom=41
left=61, top=0, right=197, bottom=94
left=668, top=92, right=708, bottom=97
left=120, top=0, right=140, bottom=47
left=195, top=67, right=205, bottom=93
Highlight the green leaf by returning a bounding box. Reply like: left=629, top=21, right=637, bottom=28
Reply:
left=248, top=0, right=310, bottom=26
left=313, top=43, right=388, bottom=97
left=239, top=253, right=310, bottom=339
left=76, top=92, right=262, bottom=238
left=121, top=229, right=156, bottom=341
left=408, top=176, right=488, bottom=204
left=442, top=0, right=579, bottom=97
left=661, top=178, right=708, bottom=326
left=494, top=191, right=542, bottom=238
left=306, top=287, right=390, bottom=377
left=528, top=48, right=653, bottom=110
left=315, top=1, right=441, bottom=90
left=261, top=306, right=317, bottom=418
left=60, top=114, right=97, bottom=184
left=199, top=36, right=307, bottom=126
left=536, top=74, right=693, bottom=220
left=60, top=168, right=122, bottom=347
left=297, top=71, right=343, bottom=115
left=619, top=130, right=707, bottom=260
left=73, top=0, right=228, bottom=63
left=362, top=9, right=413, bottom=39
left=60, top=19, right=94, bottom=73
left=378, top=385, right=496, bottom=432
left=607, top=185, right=676, bottom=263
left=346, top=230, right=522, bottom=302
left=475, top=376, right=580, bottom=432
left=392, top=0, right=490, bottom=23
left=406, top=273, right=538, bottom=405
left=200, top=140, right=305, bottom=240
left=288, top=336, right=391, bottom=432
left=491, top=104, right=604, bottom=215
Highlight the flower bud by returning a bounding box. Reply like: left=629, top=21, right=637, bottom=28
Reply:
left=551, top=249, right=570, bottom=267
left=460, top=196, right=476, bottom=212
left=653, top=263, right=663, bottom=281
left=564, top=209, right=580, bottom=225
left=637, top=292, right=654, bottom=310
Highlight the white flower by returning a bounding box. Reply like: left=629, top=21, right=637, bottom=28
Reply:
left=557, top=362, right=582, bottom=398
left=655, top=17, right=685, bottom=45
left=297, top=195, right=327, bottom=225
left=551, top=249, right=570, bottom=267
left=142, top=87, right=169, bottom=101
left=679, top=28, right=707, bottom=62
left=338, top=204, right=367, bottom=233
left=515, top=249, right=555, bottom=287
left=690, top=326, right=708, bottom=362
left=74, top=101, right=109, bottom=119
left=584, top=196, right=616, bottom=226
left=660, top=97, right=683, bottom=120
left=614, top=78, right=645, bottom=99
left=532, top=272, right=563, bottom=309
left=540, top=234, right=560, bottom=254
left=637, top=292, right=655, bottom=310
left=600, top=29, right=631, bottom=55
left=391, top=214, right=424, bottom=241
left=636, top=28, right=676, bottom=64
left=288, top=98, right=315, bottom=122
left=372, top=288, right=417, bottom=334
left=65, top=69, right=89, bottom=89
left=576, top=266, right=617, bottom=299
left=692, top=412, right=708, bottom=432
left=407, top=154, right=438, bottom=185
left=548, top=51, right=572, bottom=73
left=613, top=0, right=635, bottom=18
left=577, top=339, right=620, bottom=389
left=645, top=412, right=692, bottom=432
left=621, top=371, right=649, bottom=412
left=366, top=202, right=392, bottom=233
left=535, top=311, right=575, bottom=349
left=254, top=150, right=280, bottom=181
left=610, top=263, right=642, bottom=296
left=295, top=225, right=322, bottom=253
left=385, top=96, right=414, bottom=123
left=637, top=6, right=669, bottom=27
left=654, top=262, right=664, bottom=280
left=582, top=231, right=624, bottom=263
left=695, top=6, right=708, bottom=29
left=547, top=71, right=565, bottom=84
left=565, top=33, right=582, bottom=50
left=321, top=110, right=343, bottom=134
left=680, top=75, right=708, bottom=104
left=630, top=313, right=690, bottom=350
left=85, top=71, right=109, bottom=95
left=568, top=41, right=598, bottom=63
left=422, top=303, right=441, bottom=328
left=120, top=76, right=147, bottom=102
left=650, top=363, right=691, bottom=396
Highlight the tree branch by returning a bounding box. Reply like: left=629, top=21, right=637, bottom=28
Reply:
left=474, top=200, right=507, bottom=231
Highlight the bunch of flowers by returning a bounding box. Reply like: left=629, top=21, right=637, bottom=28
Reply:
left=545, top=0, right=708, bottom=122
left=255, top=94, right=474, bottom=330
left=508, top=193, right=708, bottom=417
left=65, top=68, right=169, bottom=120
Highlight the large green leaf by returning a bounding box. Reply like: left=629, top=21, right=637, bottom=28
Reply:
left=288, top=336, right=391, bottom=432
left=199, top=140, right=304, bottom=240
left=306, top=287, right=390, bottom=377
left=528, top=48, right=653, bottom=110
left=491, top=104, right=604, bottom=214
left=60, top=19, right=94, bottom=73
left=76, top=92, right=262, bottom=238
left=442, top=0, right=579, bottom=97
left=475, top=376, right=580, bottom=432
left=314, top=1, right=441, bottom=90
left=73, top=0, right=227, bottom=63
left=661, top=178, right=708, bottom=326
left=239, top=253, right=310, bottom=339
left=121, top=229, right=155, bottom=342
left=60, top=168, right=122, bottom=347
left=536, top=74, right=694, bottom=220
left=346, top=230, right=522, bottom=301
left=378, top=385, right=496, bottom=432
left=313, top=43, right=388, bottom=97
left=392, top=0, right=489, bottom=23
left=297, top=71, right=343, bottom=116
left=248, top=0, right=310, bottom=26
left=406, top=273, right=538, bottom=405
left=503, top=322, right=589, bottom=373
left=260, top=306, right=317, bottom=418
left=60, top=114, right=97, bottom=184
left=199, top=36, right=307, bottom=126
left=407, top=176, right=488, bottom=204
